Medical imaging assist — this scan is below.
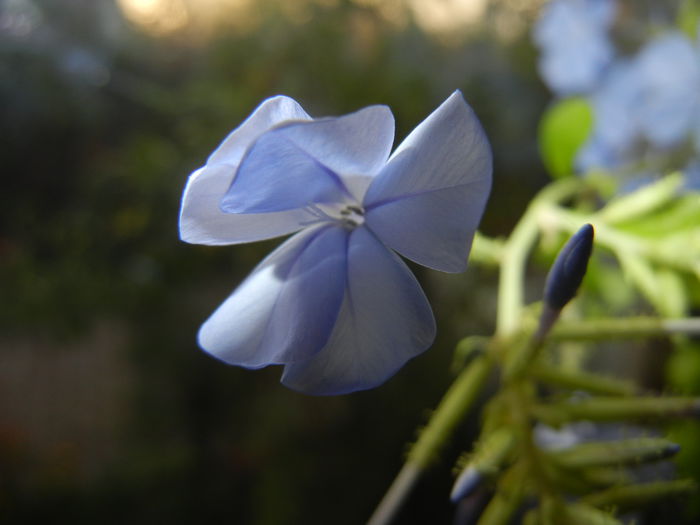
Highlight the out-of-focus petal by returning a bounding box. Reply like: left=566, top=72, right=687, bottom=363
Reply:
left=684, top=160, right=700, bottom=191
left=590, top=61, right=643, bottom=151
left=179, top=165, right=310, bottom=245
left=534, top=0, right=616, bottom=95
left=577, top=60, right=643, bottom=171
left=220, top=105, right=395, bottom=213
left=281, top=227, right=435, bottom=395
left=198, top=225, right=347, bottom=368
left=208, top=95, right=311, bottom=167
left=636, top=32, right=700, bottom=148
left=180, top=96, right=312, bottom=245
left=363, top=91, right=492, bottom=273
left=575, top=136, right=620, bottom=172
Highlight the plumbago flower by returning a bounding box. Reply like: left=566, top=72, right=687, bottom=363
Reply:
left=533, top=0, right=617, bottom=97
left=179, top=92, right=492, bottom=395
left=577, top=30, right=700, bottom=172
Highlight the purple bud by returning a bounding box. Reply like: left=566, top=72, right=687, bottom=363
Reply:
left=544, top=224, right=595, bottom=310
left=450, top=467, right=481, bottom=502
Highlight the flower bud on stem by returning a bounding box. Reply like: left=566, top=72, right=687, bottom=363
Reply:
left=537, top=224, right=595, bottom=341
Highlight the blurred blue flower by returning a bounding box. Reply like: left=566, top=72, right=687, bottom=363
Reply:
left=684, top=159, right=700, bottom=191
left=179, top=93, right=492, bottom=395
left=576, top=60, right=644, bottom=171
left=534, top=0, right=617, bottom=96
left=577, top=31, right=700, bottom=173
left=635, top=31, right=700, bottom=149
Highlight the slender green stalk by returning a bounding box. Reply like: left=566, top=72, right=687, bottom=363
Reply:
left=497, top=178, right=584, bottom=336
left=530, top=363, right=637, bottom=396
left=581, top=480, right=697, bottom=510
left=551, top=317, right=700, bottom=341
left=407, top=355, right=493, bottom=468
left=366, top=464, right=421, bottom=525
left=533, top=397, right=700, bottom=425
left=367, top=355, right=493, bottom=525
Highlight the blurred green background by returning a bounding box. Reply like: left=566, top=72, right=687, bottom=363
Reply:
left=0, top=1, right=557, bottom=523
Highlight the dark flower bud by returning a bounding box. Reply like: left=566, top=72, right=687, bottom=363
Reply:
left=544, top=224, right=595, bottom=310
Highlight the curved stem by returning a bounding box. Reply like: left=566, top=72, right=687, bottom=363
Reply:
left=497, top=178, right=584, bottom=336
left=551, top=316, right=700, bottom=341
left=366, top=355, right=493, bottom=525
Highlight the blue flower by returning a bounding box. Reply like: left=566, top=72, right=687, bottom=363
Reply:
left=635, top=31, right=700, bottom=149
left=576, top=60, right=644, bottom=172
left=577, top=31, right=700, bottom=173
left=179, top=92, right=492, bottom=395
left=534, top=0, right=617, bottom=96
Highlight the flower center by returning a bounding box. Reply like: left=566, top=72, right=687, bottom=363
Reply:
left=303, top=202, right=365, bottom=229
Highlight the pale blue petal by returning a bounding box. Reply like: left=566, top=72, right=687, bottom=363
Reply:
left=180, top=96, right=312, bottom=245
left=575, top=136, right=621, bottom=172
left=220, top=105, right=395, bottom=214
left=208, top=95, right=311, bottom=167
left=636, top=32, right=700, bottom=148
left=683, top=160, right=700, bottom=191
left=220, top=133, right=351, bottom=213
left=179, top=165, right=310, bottom=245
left=577, top=59, right=643, bottom=170
left=198, top=225, right=347, bottom=368
left=363, top=91, right=492, bottom=273
left=591, top=61, right=643, bottom=152
left=534, top=0, right=616, bottom=95
left=271, top=105, right=395, bottom=178
left=280, top=227, right=435, bottom=395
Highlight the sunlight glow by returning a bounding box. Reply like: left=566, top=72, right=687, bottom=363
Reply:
left=408, top=0, right=488, bottom=35
left=117, top=0, right=189, bottom=35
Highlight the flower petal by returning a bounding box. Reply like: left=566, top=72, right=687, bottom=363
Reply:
left=533, top=0, right=616, bottom=96
left=219, top=132, right=352, bottom=214
left=198, top=225, right=348, bottom=368
left=180, top=96, right=313, bottom=245
left=363, top=91, right=492, bottom=273
left=208, top=95, right=311, bottom=167
left=220, top=105, right=395, bottom=214
left=179, top=165, right=311, bottom=245
left=636, top=32, right=700, bottom=148
left=272, top=105, right=395, bottom=177
left=280, top=227, right=435, bottom=395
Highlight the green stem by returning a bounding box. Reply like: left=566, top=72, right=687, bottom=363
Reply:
left=581, top=479, right=697, bottom=510
left=551, top=317, right=700, bottom=341
left=533, top=397, right=700, bottom=425
left=367, top=355, right=493, bottom=525
left=530, top=363, right=637, bottom=396
left=497, top=179, right=584, bottom=336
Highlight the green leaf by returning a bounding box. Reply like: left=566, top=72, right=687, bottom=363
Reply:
left=615, top=193, right=700, bottom=237
left=538, top=97, right=593, bottom=179
left=616, top=251, right=662, bottom=312
left=595, top=173, right=684, bottom=225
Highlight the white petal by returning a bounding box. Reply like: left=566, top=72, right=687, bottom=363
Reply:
left=208, top=95, right=311, bottom=167
left=179, top=165, right=310, bottom=245
left=198, top=225, right=348, bottom=368
left=281, top=227, right=435, bottom=395
left=179, top=96, right=312, bottom=245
